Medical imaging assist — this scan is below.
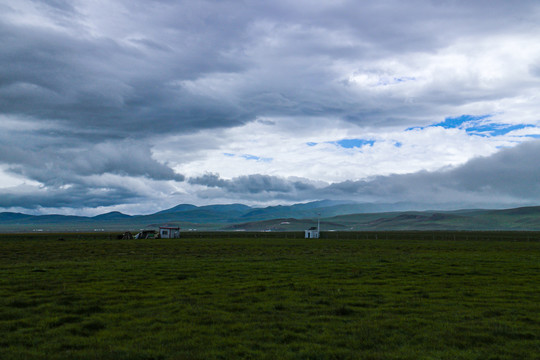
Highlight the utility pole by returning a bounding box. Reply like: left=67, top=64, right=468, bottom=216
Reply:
left=317, top=212, right=320, bottom=238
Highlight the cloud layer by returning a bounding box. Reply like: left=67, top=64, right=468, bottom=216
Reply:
left=1, top=0, right=540, bottom=214
left=185, top=140, right=540, bottom=209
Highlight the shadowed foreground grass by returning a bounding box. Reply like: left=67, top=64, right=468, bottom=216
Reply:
left=0, top=234, right=539, bottom=359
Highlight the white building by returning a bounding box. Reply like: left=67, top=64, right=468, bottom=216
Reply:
left=159, top=226, right=180, bottom=239
left=305, top=227, right=319, bottom=238
left=305, top=215, right=321, bottom=239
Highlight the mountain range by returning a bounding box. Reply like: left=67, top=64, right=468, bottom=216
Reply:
left=2, top=200, right=540, bottom=232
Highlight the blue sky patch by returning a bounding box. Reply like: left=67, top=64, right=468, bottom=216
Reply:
left=407, top=114, right=536, bottom=138
left=306, top=142, right=317, bottom=147
left=466, top=123, right=533, bottom=136
left=334, top=138, right=375, bottom=149
left=433, top=114, right=492, bottom=129
left=223, top=153, right=235, bottom=157
left=241, top=154, right=272, bottom=162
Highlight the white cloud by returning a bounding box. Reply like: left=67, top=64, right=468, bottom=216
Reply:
left=156, top=116, right=521, bottom=185
left=0, top=165, right=39, bottom=188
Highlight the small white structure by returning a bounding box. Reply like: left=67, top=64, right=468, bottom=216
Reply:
left=305, top=215, right=320, bottom=239
left=159, top=226, right=180, bottom=239
left=305, top=227, right=319, bottom=239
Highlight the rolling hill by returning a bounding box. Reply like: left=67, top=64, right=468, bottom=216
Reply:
left=2, top=202, right=540, bottom=232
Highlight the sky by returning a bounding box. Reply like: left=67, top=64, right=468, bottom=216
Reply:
left=1, top=0, right=540, bottom=215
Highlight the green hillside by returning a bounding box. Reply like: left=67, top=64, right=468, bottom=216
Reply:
left=2, top=203, right=540, bottom=232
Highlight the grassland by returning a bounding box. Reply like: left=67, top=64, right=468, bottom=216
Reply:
left=1, top=232, right=539, bottom=359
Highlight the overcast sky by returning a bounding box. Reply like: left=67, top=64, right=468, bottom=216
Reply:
left=1, top=0, right=540, bottom=215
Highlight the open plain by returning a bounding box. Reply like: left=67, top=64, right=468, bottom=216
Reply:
left=1, top=232, right=539, bottom=359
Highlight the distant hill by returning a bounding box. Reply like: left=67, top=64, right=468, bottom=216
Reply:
left=92, top=211, right=133, bottom=220
left=155, top=204, right=198, bottom=214
left=222, top=206, right=540, bottom=231
left=0, top=212, right=34, bottom=222
left=2, top=202, right=540, bottom=233
left=199, top=204, right=252, bottom=213
left=326, top=207, right=540, bottom=231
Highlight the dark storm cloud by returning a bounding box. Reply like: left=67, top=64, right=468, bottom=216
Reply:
left=0, top=20, right=249, bottom=134
left=322, top=141, right=540, bottom=204
left=1, top=140, right=184, bottom=186
left=34, top=0, right=77, bottom=13
left=2, top=0, right=538, bottom=136
left=0, top=2, right=256, bottom=140
left=0, top=135, right=183, bottom=210
left=0, top=184, right=142, bottom=209
left=322, top=140, right=540, bottom=206
left=188, top=173, right=229, bottom=188
left=189, top=173, right=316, bottom=194
left=447, top=141, right=540, bottom=198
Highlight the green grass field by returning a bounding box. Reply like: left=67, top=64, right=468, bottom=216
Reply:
left=1, top=233, right=539, bottom=359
